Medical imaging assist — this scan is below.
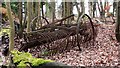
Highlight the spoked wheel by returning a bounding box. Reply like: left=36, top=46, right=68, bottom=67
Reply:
left=76, top=14, right=97, bottom=51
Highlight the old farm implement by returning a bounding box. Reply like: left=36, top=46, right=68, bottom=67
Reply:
left=19, top=14, right=97, bottom=52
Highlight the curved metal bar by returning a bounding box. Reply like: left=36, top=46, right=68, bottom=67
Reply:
left=83, top=14, right=95, bottom=39
left=76, top=14, right=95, bottom=51
left=31, top=16, right=50, bottom=25
left=76, top=13, right=84, bottom=51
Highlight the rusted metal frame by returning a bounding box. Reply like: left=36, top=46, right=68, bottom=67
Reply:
left=19, top=14, right=95, bottom=52
left=38, top=14, right=74, bottom=30
left=24, top=24, right=80, bottom=36
left=19, top=28, right=81, bottom=51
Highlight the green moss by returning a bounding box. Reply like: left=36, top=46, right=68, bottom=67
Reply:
left=0, top=28, right=10, bottom=36
left=11, top=50, right=53, bottom=67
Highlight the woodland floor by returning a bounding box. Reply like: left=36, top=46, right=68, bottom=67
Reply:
left=0, top=20, right=120, bottom=67
left=43, top=23, right=120, bottom=66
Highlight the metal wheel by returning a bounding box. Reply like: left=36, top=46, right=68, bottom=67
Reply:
left=76, top=14, right=96, bottom=51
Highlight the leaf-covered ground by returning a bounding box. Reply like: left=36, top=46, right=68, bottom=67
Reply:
left=0, top=21, right=120, bottom=67
left=44, top=23, right=120, bottom=66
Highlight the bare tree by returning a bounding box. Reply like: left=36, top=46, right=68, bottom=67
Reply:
left=36, top=1, right=41, bottom=27
left=49, top=1, right=55, bottom=23
left=93, top=1, right=96, bottom=18
left=26, top=2, right=32, bottom=32
left=62, top=1, right=73, bottom=24
left=18, top=2, right=23, bottom=38
left=18, top=2, right=22, bottom=24
left=89, top=2, right=93, bottom=17
left=66, top=2, right=73, bottom=24
left=99, top=0, right=105, bottom=19
left=32, top=2, right=39, bottom=31
left=62, top=2, right=67, bottom=24
left=88, top=1, right=97, bottom=18
left=113, top=0, right=117, bottom=17
left=115, top=1, right=120, bottom=42
left=5, top=1, right=15, bottom=51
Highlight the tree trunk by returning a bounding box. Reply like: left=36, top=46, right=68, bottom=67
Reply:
left=18, top=2, right=22, bottom=25
left=62, top=1, right=73, bottom=24
left=5, top=1, right=15, bottom=51
left=104, top=1, right=107, bottom=17
left=36, top=1, right=41, bottom=27
left=115, top=1, right=120, bottom=42
left=113, top=1, right=117, bottom=17
left=31, top=2, right=38, bottom=31
left=89, top=2, right=93, bottom=17
left=66, top=2, right=73, bottom=24
left=80, top=2, right=85, bottom=14
left=18, top=2, right=23, bottom=38
left=93, top=2, right=96, bottom=18
left=75, top=1, right=85, bottom=22
left=99, top=1, right=105, bottom=19
left=50, top=1, right=55, bottom=23
left=62, top=2, right=67, bottom=24
left=41, top=2, right=44, bottom=17
left=26, top=2, right=32, bottom=32
left=31, top=2, right=34, bottom=18
left=38, top=2, right=42, bottom=27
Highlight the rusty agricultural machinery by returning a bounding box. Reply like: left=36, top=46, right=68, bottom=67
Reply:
left=19, top=14, right=97, bottom=52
